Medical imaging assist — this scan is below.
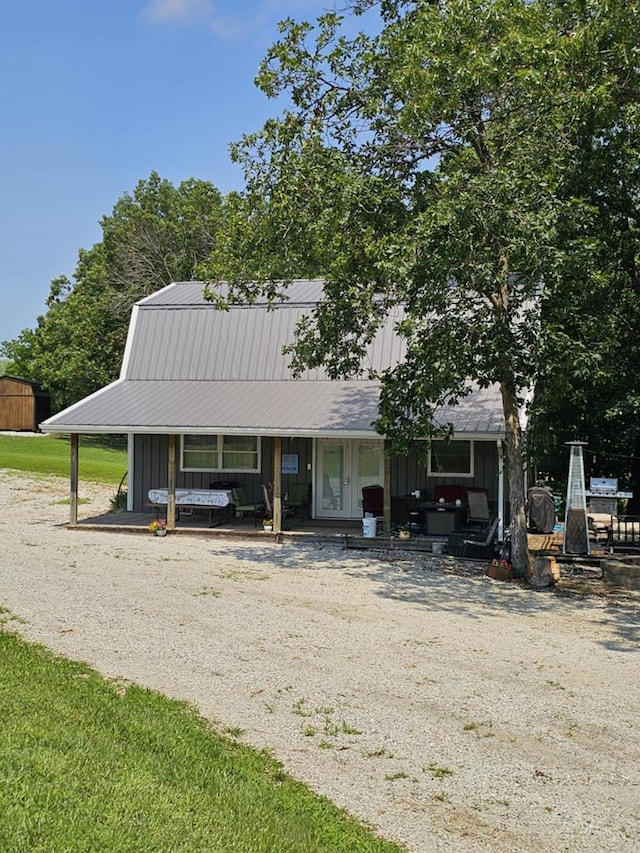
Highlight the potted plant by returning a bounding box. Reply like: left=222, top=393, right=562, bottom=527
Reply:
left=149, top=518, right=167, bottom=537
left=398, top=523, right=411, bottom=540
left=262, top=517, right=273, bottom=532
left=486, top=558, right=512, bottom=581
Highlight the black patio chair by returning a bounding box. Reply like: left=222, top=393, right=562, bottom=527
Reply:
left=446, top=517, right=499, bottom=560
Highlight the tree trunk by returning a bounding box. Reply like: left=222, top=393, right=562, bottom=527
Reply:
left=500, top=378, right=530, bottom=578
left=627, top=434, right=640, bottom=515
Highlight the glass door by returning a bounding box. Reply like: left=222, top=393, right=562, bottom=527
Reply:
left=316, top=439, right=383, bottom=519
left=318, top=440, right=351, bottom=518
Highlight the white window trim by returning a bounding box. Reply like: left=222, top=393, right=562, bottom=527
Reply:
left=428, top=439, right=475, bottom=478
left=181, top=434, right=261, bottom=473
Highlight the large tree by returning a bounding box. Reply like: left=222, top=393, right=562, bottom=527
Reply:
left=529, top=12, right=640, bottom=508
left=3, top=173, right=224, bottom=411
left=204, top=0, right=637, bottom=575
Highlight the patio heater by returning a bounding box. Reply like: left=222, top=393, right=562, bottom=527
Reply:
left=563, top=441, right=590, bottom=555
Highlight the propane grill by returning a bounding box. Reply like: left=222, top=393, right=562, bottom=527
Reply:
left=585, top=478, right=632, bottom=515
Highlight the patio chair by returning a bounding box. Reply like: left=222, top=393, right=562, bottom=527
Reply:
left=286, top=482, right=311, bottom=519
left=446, top=517, right=499, bottom=560
left=231, top=486, right=263, bottom=526
left=261, top=484, right=272, bottom=517
left=362, top=485, right=384, bottom=517
left=261, top=484, right=295, bottom=520
left=465, top=490, right=491, bottom=530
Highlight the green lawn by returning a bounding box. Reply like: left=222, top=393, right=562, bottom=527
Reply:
left=0, top=629, right=404, bottom=853
left=0, top=434, right=127, bottom=486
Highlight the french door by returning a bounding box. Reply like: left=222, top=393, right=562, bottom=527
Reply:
left=316, top=439, right=384, bottom=519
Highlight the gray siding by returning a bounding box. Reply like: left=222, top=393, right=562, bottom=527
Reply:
left=133, top=435, right=315, bottom=512
left=391, top=440, right=501, bottom=509
left=133, top=433, right=503, bottom=513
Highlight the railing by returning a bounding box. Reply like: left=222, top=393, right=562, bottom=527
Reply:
left=608, top=516, right=640, bottom=551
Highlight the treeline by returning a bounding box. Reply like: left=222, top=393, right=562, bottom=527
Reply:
left=1, top=172, right=225, bottom=412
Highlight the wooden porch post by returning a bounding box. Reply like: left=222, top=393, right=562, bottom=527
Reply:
left=70, top=433, right=78, bottom=526
left=167, top=434, right=177, bottom=530
left=126, top=433, right=134, bottom=511
left=383, top=440, right=391, bottom=538
left=273, top=436, right=282, bottom=534
left=497, top=439, right=505, bottom=541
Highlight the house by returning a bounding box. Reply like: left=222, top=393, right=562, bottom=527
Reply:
left=40, top=280, right=508, bottom=535
left=0, top=375, right=50, bottom=432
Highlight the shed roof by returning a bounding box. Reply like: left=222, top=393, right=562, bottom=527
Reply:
left=0, top=374, right=48, bottom=394
left=41, top=280, right=506, bottom=439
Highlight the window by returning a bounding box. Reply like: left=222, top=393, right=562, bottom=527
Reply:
left=182, top=435, right=260, bottom=472
left=221, top=435, right=259, bottom=470
left=182, top=435, right=218, bottom=470
left=428, top=440, right=473, bottom=477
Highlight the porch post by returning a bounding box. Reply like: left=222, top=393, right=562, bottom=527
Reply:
left=167, top=434, right=177, bottom=530
left=383, top=440, right=391, bottom=537
left=497, top=439, right=505, bottom=541
left=126, top=433, right=134, bottom=511
left=70, top=433, right=78, bottom=526
left=273, top=436, right=282, bottom=533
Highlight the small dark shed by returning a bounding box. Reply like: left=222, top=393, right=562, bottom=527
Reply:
left=0, top=375, right=51, bottom=432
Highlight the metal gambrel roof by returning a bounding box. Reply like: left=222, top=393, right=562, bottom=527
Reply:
left=139, top=279, right=326, bottom=307
left=41, top=280, right=506, bottom=438
left=123, top=301, right=404, bottom=381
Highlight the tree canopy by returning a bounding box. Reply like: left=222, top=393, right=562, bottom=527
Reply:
left=202, top=0, right=640, bottom=572
left=3, top=173, right=224, bottom=411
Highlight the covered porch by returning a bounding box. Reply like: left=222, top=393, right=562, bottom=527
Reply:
left=72, top=504, right=452, bottom=553
left=69, top=504, right=569, bottom=563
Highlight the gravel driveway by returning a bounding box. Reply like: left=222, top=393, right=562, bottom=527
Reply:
left=2, top=471, right=640, bottom=852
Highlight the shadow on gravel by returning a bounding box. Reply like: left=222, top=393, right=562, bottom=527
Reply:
left=205, top=539, right=640, bottom=654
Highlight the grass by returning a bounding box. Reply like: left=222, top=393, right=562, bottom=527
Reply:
left=424, top=763, right=454, bottom=779
left=0, top=434, right=127, bottom=487
left=0, top=631, right=404, bottom=853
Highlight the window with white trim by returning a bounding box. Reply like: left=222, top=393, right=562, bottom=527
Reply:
left=428, top=440, right=473, bottom=477
left=181, top=435, right=261, bottom=472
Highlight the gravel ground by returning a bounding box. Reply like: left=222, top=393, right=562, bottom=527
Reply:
left=2, top=470, right=640, bottom=853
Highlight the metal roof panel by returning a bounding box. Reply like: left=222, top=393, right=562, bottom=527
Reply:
left=41, top=380, right=505, bottom=437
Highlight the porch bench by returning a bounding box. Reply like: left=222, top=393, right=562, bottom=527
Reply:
left=446, top=517, right=499, bottom=560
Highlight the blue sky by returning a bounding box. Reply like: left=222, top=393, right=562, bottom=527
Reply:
left=0, top=0, right=376, bottom=345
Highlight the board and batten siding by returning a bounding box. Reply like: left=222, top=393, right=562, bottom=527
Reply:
left=0, top=376, right=50, bottom=432
left=132, top=432, right=503, bottom=518
left=132, top=434, right=315, bottom=512
left=391, top=440, right=502, bottom=510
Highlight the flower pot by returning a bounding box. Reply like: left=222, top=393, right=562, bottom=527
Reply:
left=487, top=564, right=511, bottom=581
left=263, top=525, right=273, bottom=532
left=399, top=530, right=411, bottom=541
left=155, top=528, right=167, bottom=537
